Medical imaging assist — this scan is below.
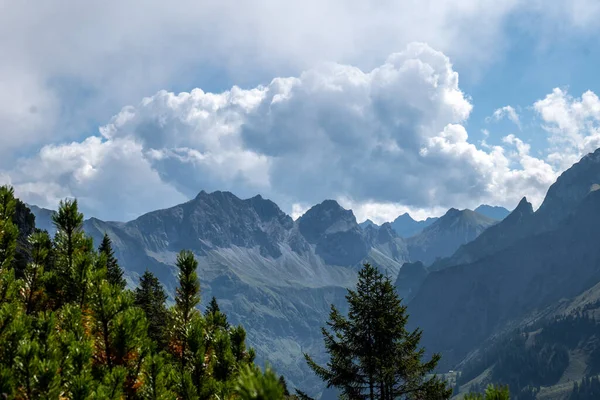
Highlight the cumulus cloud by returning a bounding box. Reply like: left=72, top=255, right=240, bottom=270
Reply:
left=10, top=137, right=187, bottom=220
left=488, top=105, right=521, bottom=129
left=2, top=0, right=600, bottom=163
left=4, top=42, right=587, bottom=223
left=534, top=88, right=600, bottom=170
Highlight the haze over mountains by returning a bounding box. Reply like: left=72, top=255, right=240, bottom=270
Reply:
left=29, top=146, right=600, bottom=399
left=29, top=188, right=508, bottom=394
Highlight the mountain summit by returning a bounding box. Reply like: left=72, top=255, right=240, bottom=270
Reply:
left=474, top=204, right=510, bottom=220
left=406, top=208, right=497, bottom=265
left=390, top=213, right=438, bottom=238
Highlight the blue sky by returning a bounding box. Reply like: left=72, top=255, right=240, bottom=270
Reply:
left=2, top=0, right=600, bottom=223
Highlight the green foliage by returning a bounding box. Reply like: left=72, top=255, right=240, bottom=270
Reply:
left=0, top=186, right=268, bottom=399
left=234, top=364, right=285, bottom=400
left=464, top=384, right=510, bottom=400
left=135, top=270, right=170, bottom=349
left=458, top=313, right=598, bottom=397
left=98, top=233, right=126, bottom=290
left=571, top=376, right=600, bottom=399
left=303, top=263, right=452, bottom=399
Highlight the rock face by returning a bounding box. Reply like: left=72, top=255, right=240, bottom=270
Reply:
left=298, top=200, right=369, bottom=266
left=359, top=219, right=379, bottom=230
left=25, top=191, right=514, bottom=395
left=408, top=148, right=600, bottom=371
left=429, top=198, right=534, bottom=271
left=27, top=205, right=56, bottom=235
left=474, top=204, right=510, bottom=221
left=390, top=213, right=438, bottom=238
left=394, top=261, right=428, bottom=302
left=31, top=193, right=406, bottom=395
left=406, top=209, right=497, bottom=266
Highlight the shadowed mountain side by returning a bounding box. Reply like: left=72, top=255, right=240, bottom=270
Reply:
left=474, top=204, right=510, bottom=221
left=430, top=197, right=534, bottom=271
left=408, top=188, right=600, bottom=371
left=395, top=261, right=428, bottom=303
left=390, top=213, right=438, bottom=238
left=406, top=208, right=497, bottom=266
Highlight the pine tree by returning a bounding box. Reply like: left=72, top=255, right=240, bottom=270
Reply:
left=51, top=199, right=94, bottom=308
left=304, top=263, right=452, bottom=400
left=0, top=188, right=301, bottom=398
left=205, top=296, right=229, bottom=333
left=169, top=250, right=202, bottom=395
left=279, top=375, right=291, bottom=395
left=0, top=186, right=18, bottom=272
left=134, top=270, right=170, bottom=349
left=464, top=384, right=510, bottom=400
left=139, top=352, right=177, bottom=399
left=234, top=364, right=286, bottom=400
left=21, top=231, right=52, bottom=314
left=98, top=233, right=126, bottom=290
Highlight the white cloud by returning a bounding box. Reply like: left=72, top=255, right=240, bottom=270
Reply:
left=4, top=43, right=585, bottom=223
left=10, top=136, right=187, bottom=221
left=488, top=105, right=521, bottom=129
left=2, top=0, right=600, bottom=163
left=533, top=88, right=600, bottom=170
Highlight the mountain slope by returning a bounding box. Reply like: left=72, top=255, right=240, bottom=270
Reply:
left=406, top=208, right=497, bottom=266
left=474, top=204, right=510, bottom=221
left=390, top=213, right=438, bottom=238
left=43, top=192, right=411, bottom=395
left=432, top=147, right=600, bottom=272
left=430, top=197, right=534, bottom=271
left=408, top=187, right=600, bottom=372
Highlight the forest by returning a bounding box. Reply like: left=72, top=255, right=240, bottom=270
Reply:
left=0, top=184, right=514, bottom=399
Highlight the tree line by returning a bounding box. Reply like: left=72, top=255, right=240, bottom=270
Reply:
left=0, top=184, right=504, bottom=399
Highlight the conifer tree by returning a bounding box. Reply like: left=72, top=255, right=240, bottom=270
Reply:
left=21, top=231, right=52, bottom=314
left=134, top=270, right=170, bottom=349
left=304, top=263, right=452, bottom=400
left=139, top=352, right=177, bottom=399
left=52, top=199, right=94, bottom=308
left=464, top=384, right=510, bottom=400
left=234, top=364, right=286, bottom=400
left=98, top=233, right=126, bottom=290
left=169, top=249, right=203, bottom=396
left=0, top=188, right=292, bottom=398
left=0, top=186, right=18, bottom=272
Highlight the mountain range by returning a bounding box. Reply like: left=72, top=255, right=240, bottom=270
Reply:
left=26, top=147, right=600, bottom=398
left=408, top=148, right=600, bottom=398
left=29, top=191, right=508, bottom=395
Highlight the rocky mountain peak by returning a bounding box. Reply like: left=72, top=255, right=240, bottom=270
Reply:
left=376, top=222, right=398, bottom=244
left=390, top=212, right=438, bottom=238
left=536, top=147, right=600, bottom=225
left=474, top=204, right=511, bottom=220
left=297, top=200, right=358, bottom=244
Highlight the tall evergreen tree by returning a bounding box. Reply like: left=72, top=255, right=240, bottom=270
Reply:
left=304, top=263, right=452, bottom=400
left=98, top=233, right=126, bottom=290
left=51, top=199, right=94, bottom=308
left=169, top=249, right=202, bottom=395
left=0, top=187, right=303, bottom=398
left=205, top=295, right=229, bottom=331
left=134, top=270, right=170, bottom=349
left=464, top=384, right=510, bottom=400
left=21, top=231, right=52, bottom=314
left=0, top=186, right=18, bottom=272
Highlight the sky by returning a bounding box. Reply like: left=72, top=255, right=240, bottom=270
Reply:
left=2, top=0, right=600, bottom=224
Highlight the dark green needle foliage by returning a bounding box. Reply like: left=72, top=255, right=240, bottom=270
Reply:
left=303, top=263, right=452, bottom=400
left=464, top=384, right=510, bottom=400
left=98, top=233, right=126, bottom=290
left=135, top=270, right=170, bottom=349
left=0, top=186, right=458, bottom=399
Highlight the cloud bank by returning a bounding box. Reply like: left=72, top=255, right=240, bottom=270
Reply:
left=5, top=43, right=600, bottom=223
left=2, top=0, right=600, bottom=163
